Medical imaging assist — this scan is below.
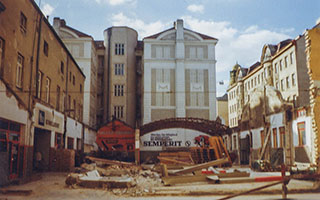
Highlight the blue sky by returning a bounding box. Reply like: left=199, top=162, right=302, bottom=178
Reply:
left=39, top=0, right=320, bottom=96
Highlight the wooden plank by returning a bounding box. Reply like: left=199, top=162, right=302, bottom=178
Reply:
left=172, top=158, right=230, bottom=175
left=162, top=175, right=210, bottom=186
left=85, top=156, right=134, bottom=166
left=158, top=156, right=193, bottom=166
left=201, top=171, right=250, bottom=178
left=259, top=126, right=271, bottom=160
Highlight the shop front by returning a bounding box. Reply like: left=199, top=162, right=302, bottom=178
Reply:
left=0, top=80, right=28, bottom=186
left=33, top=103, right=64, bottom=171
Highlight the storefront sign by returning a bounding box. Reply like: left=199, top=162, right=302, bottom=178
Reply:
left=34, top=104, right=63, bottom=133
left=140, top=128, right=210, bottom=151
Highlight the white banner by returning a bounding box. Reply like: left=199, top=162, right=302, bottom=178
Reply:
left=140, top=128, right=210, bottom=151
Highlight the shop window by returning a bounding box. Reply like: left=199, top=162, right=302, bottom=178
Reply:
left=67, top=137, right=74, bottom=150
left=9, top=133, right=19, bottom=141
left=9, top=122, right=20, bottom=132
left=297, top=122, right=306, bottom=146
left=0, top=119, right=9, bottom=130
left=0, top=131, right=7, bottom=152
left=55, top=133, right=63, bottom=149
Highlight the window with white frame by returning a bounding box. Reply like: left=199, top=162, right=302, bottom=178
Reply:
left=114, top=84, right=124, bottom=96
left=16, top=54, right=24, bottom=88
left=274, top=63, right=278, bottom=74
left=279, top=60, right=283, bottom=71
left=115, top=43, right=124, bottom=55
left=290, top=52, right=294, bottom=65
left=114, top=106, right=124, bottom=118
left=286, top=76, right=290, bottom=89
left=190, top=69, right=204, bottom=107
left=281, top=79, right=284, bottom=91
left=115, top=63, right=124, bottom=75
left=284, top=56, right=288, bottom=68
left=37, top=71, right=42, bottom=98
left=292, top=73, right=296, bottom=86
left=20, top=12, right=27, bottom=34
left=45, top=77, right=50, bottom=103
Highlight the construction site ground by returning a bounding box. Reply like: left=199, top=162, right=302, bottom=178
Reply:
left=1, top=168, right=320, bottom=200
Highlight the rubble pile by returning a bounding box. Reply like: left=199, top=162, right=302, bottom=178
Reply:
left=65, top=158, right=162, bottom=197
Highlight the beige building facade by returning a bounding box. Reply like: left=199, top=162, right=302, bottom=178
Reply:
left=103, top=27, right=138, bottom=128
left=142, top=19, right=218, bottom=124
left=0, top=0, right=85, bottom=185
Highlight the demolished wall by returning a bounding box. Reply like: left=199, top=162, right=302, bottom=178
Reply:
left=305, top=27, right=320, bottom=164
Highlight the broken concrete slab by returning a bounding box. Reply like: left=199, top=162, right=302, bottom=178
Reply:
left=86, top=156, right=134, bottom=167
left=78, top=176, right=135, bottom=188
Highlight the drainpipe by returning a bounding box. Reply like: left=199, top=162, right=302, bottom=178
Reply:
left=35, top=16, right=42, bottom=100
left=106, top=29, right=112, bottom=122
left=63, top=56, right=69, bottom=148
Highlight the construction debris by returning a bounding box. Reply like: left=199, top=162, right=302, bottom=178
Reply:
left=157, top=152, right=194, bottom=165
left=66, top=157, right=162, bottom=196
left=171, top=157, right=230, bottom=175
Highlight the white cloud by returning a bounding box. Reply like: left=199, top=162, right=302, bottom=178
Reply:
left=95, top=0, right=136, bottom=6
left=187, top=4, right=204, bottom=13
left=41, top=3, right=54, bottom=17
left=317, top=17, right=320, bottom=25
left=111, top=12, right=169, bottom=39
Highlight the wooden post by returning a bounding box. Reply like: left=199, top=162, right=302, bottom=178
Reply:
left=135, top=129, right=140, bottom=165
left=160, top=164, right=168, bottom=177
left=281, top=164, right=288, bottom=199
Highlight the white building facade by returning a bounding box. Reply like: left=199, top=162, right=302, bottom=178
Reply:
left=143, top=19, right=218, bottom=124
left=53, top=18, right=98, bottom=151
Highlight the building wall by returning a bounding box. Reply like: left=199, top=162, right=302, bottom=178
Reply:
left=143, top=19, right=217, bottom=124
left=217, top=99, right=229, bottom=126
left=306, top=26, right=320, bottom=163
left=0, top=0, right=85, bottom=181
left=53, top=19, right=97, bottom=129
left=103, top=27, right=137, bottom=127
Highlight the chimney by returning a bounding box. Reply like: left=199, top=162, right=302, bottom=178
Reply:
left=175, top=19, right=184, bottom=40
left=53, top=17, right=61, bottom=28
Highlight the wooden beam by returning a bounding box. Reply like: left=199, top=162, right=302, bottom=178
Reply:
left=162, top=175, right=210, bottom=186
left=259, top=125, right=271, bottom=160
left=158, top=156, right=193, bottom=166
left=85, top=156, right=134, bottom=166
left=172, top=158, right=230, bottom=175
